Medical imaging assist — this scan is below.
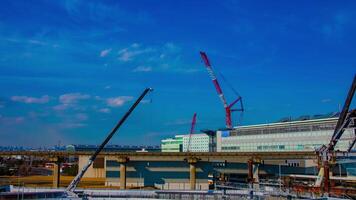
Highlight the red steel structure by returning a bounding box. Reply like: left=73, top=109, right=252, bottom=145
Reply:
left=200, top=51, right=243, bottom=129
left=187, top=113, right=197, bottom=152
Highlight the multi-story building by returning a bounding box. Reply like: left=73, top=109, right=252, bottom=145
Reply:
left=217, top=115, right=355, bottom=152
left=182, top=134, right=213, bottom=152
left=161, top=135, right=183, bottom=152
left=161, top=133, right=215, bottom=152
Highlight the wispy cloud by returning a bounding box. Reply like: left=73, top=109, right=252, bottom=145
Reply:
left=59, top=93, right=90, bottom=104
left=98, top=108, right=111, bottom=113
left=107, top=96, right=133, bottom=107
left=132, top=66, right=152, bottom=72
left=321, top=98, right=332, bottom=103
left=53, top=104, right=70, bottom=111
left=118, top=45, right=155, bottom=62
left=165, top=118, right=193, bottom=126
left=100, top=48, right=112, bottom=57
left=11, top=95, right=50, bottom=104
left=0, top=115, right=25, bottom=125
left=58, top=122, right=87, bottom=129
left=28, top=39, right=47, bottom=46
left=319, top=11, right=353, bottom=39
left=75, top=113, right=88, bottom=121
left=164, top=42, right=180, bottom=53
left=114, top=42, right=200, bottom=73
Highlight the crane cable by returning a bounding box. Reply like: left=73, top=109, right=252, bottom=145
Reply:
left=218, top=71, right=244, bottom=126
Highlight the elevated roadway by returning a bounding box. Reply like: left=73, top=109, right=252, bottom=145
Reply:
left=0, top=151, right=318, bottom=161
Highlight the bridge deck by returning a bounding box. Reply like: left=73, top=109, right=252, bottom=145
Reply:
left=0, top=151, right=319, bottom=161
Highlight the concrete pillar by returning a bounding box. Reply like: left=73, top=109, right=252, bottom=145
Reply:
left=49, top=156, right=62, bottom=188
left=190, top=163, right=196, bottom=190
left=186, top=157, right=199, bottom=190
left=253, top=163, right=259, bottom=183
left=247, top=160, right=253, bottom=184
left=120, top=163, right=127, bottom=189
left=117, top=156, right=129, bottom=190
left=253, top=163, right=260, bottom=190
left=52, top=163, right=60, bottom=188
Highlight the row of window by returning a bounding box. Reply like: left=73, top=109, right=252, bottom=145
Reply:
left=231, top=122, right=336, bottom=136
left=222, top=146, right=240, bottom=150
left=221, top=144, right=328, bottom=151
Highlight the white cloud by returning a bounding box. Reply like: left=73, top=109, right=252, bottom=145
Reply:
left=59, top=122, right=87, bottom=129
left=98, top=108, right=111, bottom=113
left=118, top=44, right=155, bottom=62
left=107, top=96, right=133, bottom=107
left=11, top=95, right=50, bottom=104
left=100, top=48, right=112, bottom=57
left=131, top=43, right=140, bottom=48
left=59, top=93, right=90, bottom=104
left=164, top=42, right=180, bottom=52
left=132, top=66, right=152, bottom=72
left=141, top=99, right=151, bottom=104
left=53, top=104, right=69, bottom=111
left=28, top=39, right=47, bottom=46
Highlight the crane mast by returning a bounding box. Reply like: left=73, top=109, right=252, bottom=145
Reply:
left=200, top=51, right=243, bottom=128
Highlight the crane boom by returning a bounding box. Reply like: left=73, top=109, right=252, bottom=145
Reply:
left=187, top=113, right=197, bottom=152
left=200, top=51, right=243, bottom=128
left=66, top=88, right=153, bottom=194
left=317, top=74, right=356, bottom=156
left=190, top=113, right=197, bottom=134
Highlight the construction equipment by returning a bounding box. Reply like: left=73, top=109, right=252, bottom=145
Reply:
left=200, top=52, right=244, bottom=129
left=316, top=74, right=356, bottom=193
left=318, top=74, right=356, bottom=160
left=187, top=113, right=197, bottom=152
left=66, top=88, right=153, bottom=194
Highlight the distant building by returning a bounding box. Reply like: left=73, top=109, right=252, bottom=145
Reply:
left=161, top=135, right=183, bottom=152
left=161, top=133, right=215, bottom=152
left=217, top=115, right=355, bottom=152
left=161, top=113, right=355, bottom=153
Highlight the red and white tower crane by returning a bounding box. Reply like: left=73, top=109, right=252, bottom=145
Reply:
left=200, top=51, right=244, bottom=129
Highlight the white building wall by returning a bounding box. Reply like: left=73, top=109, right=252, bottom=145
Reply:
left=217, top=128, right=355, bottom=152
left=182, top=134, right=210, bottom=152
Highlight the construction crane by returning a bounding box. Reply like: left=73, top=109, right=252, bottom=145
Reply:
left=316, top=74, right=356, bottom=193
left=200, top=51, right=244, bottom=129
left=187, top=113, right=197, bottom=152
left=66, top=88, right=153, bottom=195
left=318, top=74, right=356, bottom=160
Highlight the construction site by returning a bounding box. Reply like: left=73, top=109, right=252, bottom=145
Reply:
left=0, top=52, right=355, bottom=199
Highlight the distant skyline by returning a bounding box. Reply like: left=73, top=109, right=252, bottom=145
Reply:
left=0, top=0, right=355, bottom=147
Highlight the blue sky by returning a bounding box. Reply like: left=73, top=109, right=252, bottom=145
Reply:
left=0, top=0, right=355, bottom=147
